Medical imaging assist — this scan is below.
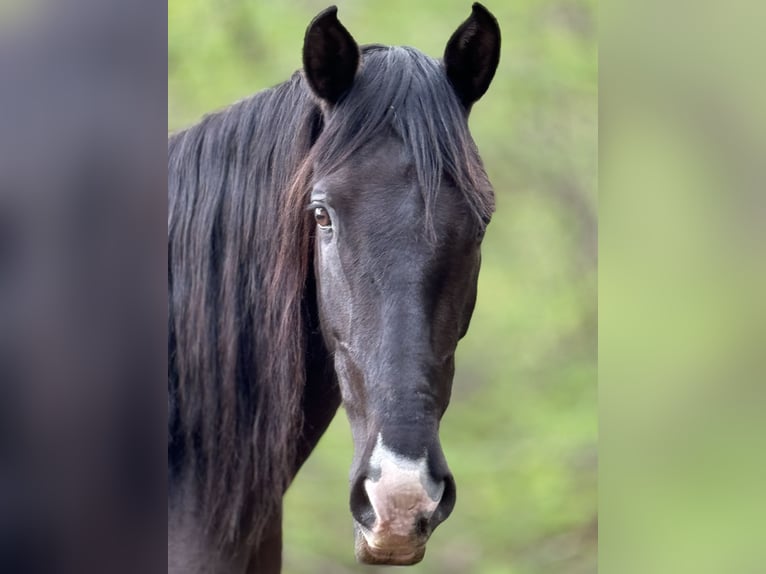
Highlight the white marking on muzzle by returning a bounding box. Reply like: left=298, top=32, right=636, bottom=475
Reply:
left=362, top=434, right=444, bottom=542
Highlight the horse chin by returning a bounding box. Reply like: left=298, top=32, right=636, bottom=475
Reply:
left=354, top=524, right=427, bottom=566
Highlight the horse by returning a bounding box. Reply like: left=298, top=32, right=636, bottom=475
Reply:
left=168, top=4, right=500, bottom=572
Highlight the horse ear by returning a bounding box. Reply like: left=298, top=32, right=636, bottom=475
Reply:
left=444, top=3, right=501, bottom=109
left=303, top=6, right=360, bottom=105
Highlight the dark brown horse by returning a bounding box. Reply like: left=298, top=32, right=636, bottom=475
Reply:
left=168, top=4, right=500, bottom=572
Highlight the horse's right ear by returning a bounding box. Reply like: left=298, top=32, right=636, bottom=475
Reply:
left=303, top=6, right=360, bottom=106
left=444, top=3, right=501, bottom=110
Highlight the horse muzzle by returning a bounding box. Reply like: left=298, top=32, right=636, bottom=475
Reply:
left=349, top=433, right=455, bottom=565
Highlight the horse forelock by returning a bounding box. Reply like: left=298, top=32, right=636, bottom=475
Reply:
left=313, top=45, right=495, bottom=233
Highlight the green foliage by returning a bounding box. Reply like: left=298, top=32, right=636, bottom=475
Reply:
left=169, top=0, right=597, bottom=572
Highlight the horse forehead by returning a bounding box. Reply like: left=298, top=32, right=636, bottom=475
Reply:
left=319, top=137, right=468, bottom=230
left=332, top=139, right=412, bottom=182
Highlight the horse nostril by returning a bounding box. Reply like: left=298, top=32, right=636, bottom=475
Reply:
left=416, top=515, right=430, bottom=538
left=349, top=474, right=375, bottom=530
left=431, top=474, right=456, bottom=527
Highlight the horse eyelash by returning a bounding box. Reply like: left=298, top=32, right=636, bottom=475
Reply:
left=306, top=201, right=327, bottom=211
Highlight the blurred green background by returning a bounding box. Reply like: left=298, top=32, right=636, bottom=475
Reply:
left=168, top=1, right=597, bottom=572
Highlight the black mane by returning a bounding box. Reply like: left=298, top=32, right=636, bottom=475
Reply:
left=168, top=72, right=319, bottom=549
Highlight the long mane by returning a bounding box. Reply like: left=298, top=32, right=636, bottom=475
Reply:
left=167, top=45, right=494, bottom=551
left=168, top=72, right=319, bottom=549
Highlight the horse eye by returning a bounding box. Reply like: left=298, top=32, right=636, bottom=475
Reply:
left=314, top=206, right=332, bottom=229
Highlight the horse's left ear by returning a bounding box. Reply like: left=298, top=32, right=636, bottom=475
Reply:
left=444, top=3, right=501, bottom=109
left=303, top=6, right=360, bottom=105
